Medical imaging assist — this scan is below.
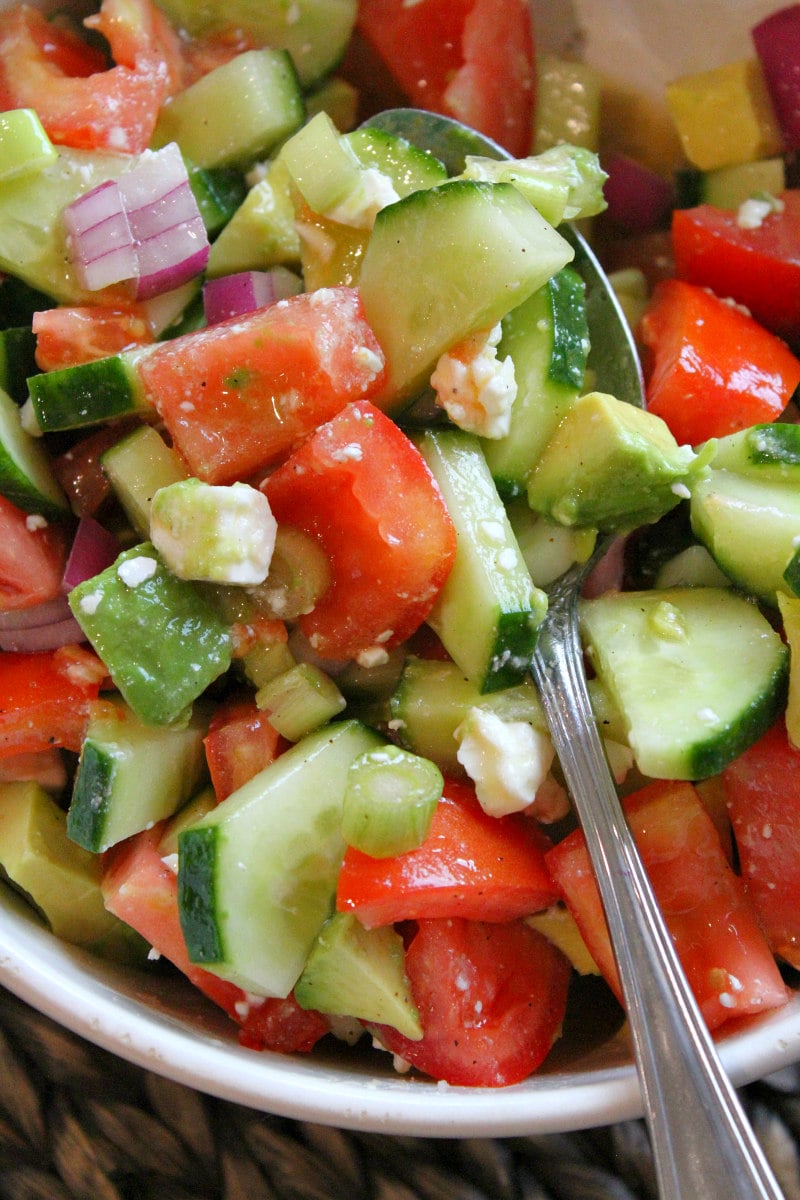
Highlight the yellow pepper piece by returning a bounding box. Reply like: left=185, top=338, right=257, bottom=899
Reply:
left=666, top=59, right=783, bottom=171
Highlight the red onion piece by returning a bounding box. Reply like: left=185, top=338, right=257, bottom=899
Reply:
left=134, top=216, right=210, bottom=300
left=0, top=615, right=87, bottom=654
left=752, top=6, right=800, bottom=150
left=62, top=516, right=120, bottom=593
left=582, top=535, right=628, bottom=599
left=602, top=152, right=674, bottom=234
left=0, top=594, right=73, bottom=632
left=63, top=179, right=138, bottom=292
left=203, top=268, right=303, bottom=325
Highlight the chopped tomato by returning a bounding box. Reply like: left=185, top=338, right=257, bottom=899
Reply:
left=350, top=0, right=535, bottom=157
left=336, top=776, right=559, bottom=926
left=29, top=12, right=108, bottom=77
left=672, top=194, right=800, bottom=346
left=0, top=495, right=70, bottom=611
left=638, top=278, right=800, bottom=444
left=0, top=645, right=107, bottom=758
left=722, top=720, right=800, bottom=970
left=139, top=287, right=387, bottom=485
left=0, top=0, right=182, bottom=154
left=264, top=400, right=457, bottom=661
left=33, top=306, right=153, bottom=372
left=546, top=779, right=789, bottom=1032
left=373, top=917, right=570, bottom=1086
left=203, top=695, right=281, bottom=802
left=102, top=824, right=329, bottom=1052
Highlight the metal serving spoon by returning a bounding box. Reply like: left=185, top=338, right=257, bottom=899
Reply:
left=363, top=108, right=785, bottom=1200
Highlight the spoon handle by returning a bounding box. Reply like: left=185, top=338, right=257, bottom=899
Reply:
left=531, top=566, right=784, bottom=1200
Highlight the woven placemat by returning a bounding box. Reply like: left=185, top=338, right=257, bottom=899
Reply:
left=1, top=990, right=800, bottom=1199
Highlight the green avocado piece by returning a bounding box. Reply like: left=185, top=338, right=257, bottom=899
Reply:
left=526, top=390, right=709, bottom=533
left=68, top=542, right=232, bottom=726
left=294, top=911, right=423, bottom=1040
left=0, top=780, right=147, bottom=963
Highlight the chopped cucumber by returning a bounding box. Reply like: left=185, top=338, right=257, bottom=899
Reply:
left=579, top=587, right=788, bottom=779
left=295, top=912, right=422, bottom=1040
left=25, top=347, right=153, bottom=434
left=359, top=179, right=574, bottom=411
left=0, top=325, right=38, bottom=403
left=151, top=0, right=357, bottom=89
left=153, top=50, right=304, bottom=170
left=675, top=157, right=785, bottom=209
left=690, top=468, right=800, bottom=605
left=482, top=267, right=588, bottom=500
left=345, top=127, right=448, bottom=195
left=68, top=698, right=209, bottom=853
left=507, top=499, right=597, bottom=589
left=177, top=719, right=384, bottom=997
left=0, top=385, right=68, bottom=518
left=0, top=108, right=56, bottom=182
left=415, top=429, right=547, bottom=693
left=707, top=423, right=800, bottom=481
left=100, top=424, right=190, bottom=539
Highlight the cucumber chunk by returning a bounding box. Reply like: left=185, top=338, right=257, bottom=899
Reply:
left=25, top=348, right=153, bottom=434
left=0, top=385, right=68, bottom=517
left=177, top=719, right=384, bottom=997
left=359, top=179, right=574, bottom=411
left=415, top=428, right=547, bottom=693
left=690, top=468, right=800, bottom=605
left=579, top=587, right=788, bottom=779
left=67, top=698, right=209, bottom=853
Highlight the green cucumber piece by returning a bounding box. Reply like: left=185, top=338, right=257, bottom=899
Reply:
left=415, top=428, right=547, bottom=693
left=690, top=468, right=800, bottom=605
left=675, top=157, right=785, bottom=209
left=68, top=542, right=232, bottom=726
left=25, top=347, right=153, bottom=434
left=358, top=178, right=574, bottom=411
left=482, top=266, right=588, bottom=500
left=185, top=160, right=247, bottom=236
left=345, top=127, right=448, bottom=195
left=0, top=385, right=68, bottom=517
left=294, top=912, right=422, bottom=1039
left=0, top=326, right=37, bottom=402
left=68, top=698, right=209, bottom=853
left=153, top=50, right=304, bottom=170
left=707, top=423, right=800, bottom=481
left=579, top=587, right=788, bottom=779
left=506, top=499, right=597, bottom=589
left=177, top=719, right=384, bottom=996
left=100, top=424, right=190, bottom=539
left=151, top=0, right=356, bottom=88
left=0, top=108, right=56, bottom=182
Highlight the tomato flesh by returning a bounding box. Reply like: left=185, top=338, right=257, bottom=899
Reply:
left=264, top=399, right=457, bottom=661
left=0, top=646, right=107, bottom=758
left=639, top=278, right=800, bottom=444
left=337, top=776, right=559, bottom=926
left=203, top=696, right=281, bottom=802
left=374, top=916, right=570, bottom=1086
left=722, top=720, right=800, bottom=970
left=546, top=779, right=789, bottom=1031
left=0, top=495, right=70, bottom=611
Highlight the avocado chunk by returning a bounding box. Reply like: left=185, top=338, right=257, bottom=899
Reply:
left=0, top=780, right=146, bottom=963
left=294, top=911, right=423, bottom=1040
left=68, top=542, right=232, bottom=726
left=526, top=390, right=710, bottom=533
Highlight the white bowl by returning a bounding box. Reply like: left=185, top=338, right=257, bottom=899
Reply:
left=1, top=0, right=796, bottom=1137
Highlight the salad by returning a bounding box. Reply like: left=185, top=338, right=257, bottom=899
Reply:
left=0, top=0, right=799, bottom=1092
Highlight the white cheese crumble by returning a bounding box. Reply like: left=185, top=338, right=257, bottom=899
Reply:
left=25, top=514, right=48, bottom=531
left=117, top=555, right=158, bottom=587
left=431, top=323, right=517, bottom=438
left=455, top=706, right=555, bottom=817
left=327, top=167, right=400, bottom=229
left=736, top=193, right=784, bottom=230
left=356, top=645, right=390, bottom=668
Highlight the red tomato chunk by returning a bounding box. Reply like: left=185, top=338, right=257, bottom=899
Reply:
left=264, top=399, right=457, bottom=661
left=373, top=917, right=570, bottom=1086
left=337, top=777, right=560, bottom=926
left=546, top=779, right=789, bottom=1032
left=140, top=287, right=387, bottom=485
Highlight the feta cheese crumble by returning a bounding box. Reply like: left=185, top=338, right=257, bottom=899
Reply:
left=431, top=324, right=517, bottom=438
left=117, top=555, right=158, bottom=587
left=455, top=706, right=555, bottom=817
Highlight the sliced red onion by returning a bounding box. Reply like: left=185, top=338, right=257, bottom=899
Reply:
left=0, top=594, right=73, bottom=631
left=63, top=142, right=210, bottom=300
left=752, top=7, right=800, bottom=150
left=602, top=152, right=674, bottom=234
left=62, top=515, right=120, bottom=593
left=0, top=615, right=87, bottom=654
left=203, top=268, right=303, bottom=325
left=63, top=179, right=138, bottom=292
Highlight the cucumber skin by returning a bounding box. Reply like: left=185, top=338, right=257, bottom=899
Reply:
left=27, top=352, right=151, bottom=433
left=65, top=744, right=114, bottom=853
left=178, top=825, right=222, bottom=962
